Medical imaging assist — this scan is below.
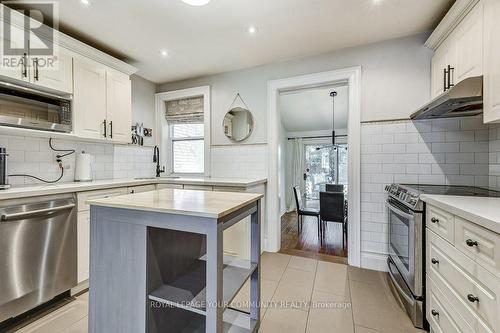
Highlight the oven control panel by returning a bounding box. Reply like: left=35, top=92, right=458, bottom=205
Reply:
left=385, top=184, right=420, bottom=209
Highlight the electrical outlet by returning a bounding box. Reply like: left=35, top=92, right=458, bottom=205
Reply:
left=64, top=164, right=71, bottom=169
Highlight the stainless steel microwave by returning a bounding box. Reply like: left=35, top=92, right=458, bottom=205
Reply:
left=0, top=81, right=72, bottom=133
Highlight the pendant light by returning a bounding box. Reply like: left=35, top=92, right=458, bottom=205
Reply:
left=330, top=91, right=337, bottom=145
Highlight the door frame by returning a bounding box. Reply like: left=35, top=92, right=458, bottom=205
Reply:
left=267, top=67, right=361, bottom=267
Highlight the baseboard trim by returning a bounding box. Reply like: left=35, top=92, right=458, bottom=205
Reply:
left=361, top=252, right=388, bottom=272
left=70, top=280, right=89, bottom=296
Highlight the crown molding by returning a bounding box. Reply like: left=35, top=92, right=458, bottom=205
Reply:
left=0, top=4, right=137, bottom=75
left=425, top=0, right=481, bottom=50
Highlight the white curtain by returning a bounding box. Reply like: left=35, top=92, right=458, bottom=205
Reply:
left=287, top=138, right=304, bottom=211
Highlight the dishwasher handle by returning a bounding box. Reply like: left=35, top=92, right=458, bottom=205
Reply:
left=1, top=203, right=75, bottom=221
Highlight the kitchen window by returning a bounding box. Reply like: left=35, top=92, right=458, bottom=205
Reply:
left=170, top=123, right=204, bottom=174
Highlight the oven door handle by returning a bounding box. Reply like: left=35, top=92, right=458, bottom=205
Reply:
left=386, top=201, right=414, bottom=220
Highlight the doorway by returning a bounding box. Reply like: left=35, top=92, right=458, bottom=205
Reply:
left=267, top=67, right=361, bottom=267
left=278, top=84, right=350, bottom=261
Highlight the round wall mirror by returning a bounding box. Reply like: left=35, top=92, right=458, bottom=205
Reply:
left=223, top=107, right=254, bottom=142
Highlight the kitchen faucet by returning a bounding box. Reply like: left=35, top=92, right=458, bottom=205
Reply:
left=153, top=146, right=165, bottom=178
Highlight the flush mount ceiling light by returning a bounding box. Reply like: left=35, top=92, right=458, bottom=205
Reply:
left=160, top=50, right=169, bottom=58
left=182, top=0, right=210, bottom=6
left=80, top=0, right=91, bottom=6
left=247, top=25, right=259, bottom=35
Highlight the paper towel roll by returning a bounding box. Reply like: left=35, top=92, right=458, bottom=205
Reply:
left=74, top=151, right=93, bottom=182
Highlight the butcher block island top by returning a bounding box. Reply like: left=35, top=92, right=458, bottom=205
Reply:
left=88, top=188, right=262, bottom=333
left=87, top=188, right=263, bottom=218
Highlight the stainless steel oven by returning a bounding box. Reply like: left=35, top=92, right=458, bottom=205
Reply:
left=387, top=198, right=423, bottom=297
left=385, top=184, right=425, bottom=329
left=0, top=81, right=72, bottom=133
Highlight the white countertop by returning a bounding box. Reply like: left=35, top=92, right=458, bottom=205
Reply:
left=158, top=177, right=266, bottom=187
left=421, top=194, right=500, bottom=234
left=88, top=189, right=263, bottom=218
left=0, top=177, right=267, bottom=201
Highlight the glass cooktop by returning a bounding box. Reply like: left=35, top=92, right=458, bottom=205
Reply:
left=401, top=184, right=500, bottom=197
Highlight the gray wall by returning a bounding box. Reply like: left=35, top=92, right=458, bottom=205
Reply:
left=131, top=75, right=157, bottom=147
left=158, top=33, right=433, bottom=145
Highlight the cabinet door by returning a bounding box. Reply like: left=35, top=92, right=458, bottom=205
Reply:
left=453, top=2, right=483, bottom=83
left=77, top=211, right=90, bottom=283
left=30, top=47, right=73, bottom=93
left=106, top=70, right=132, bottom=143
left=431, top=41, right=455, bottom=98
left=0, top=25, right=28, bottom=82
left=73, top=58, right=107, bottom=139
left=483, top=0, right=500, bottom=123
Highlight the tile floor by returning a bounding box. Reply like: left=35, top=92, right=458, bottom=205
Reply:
left=14, top=253, right=425, bottom=333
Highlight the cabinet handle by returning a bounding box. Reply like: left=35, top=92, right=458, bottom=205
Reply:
left=431, top=217, right=439, bottom=223
left=22, top=53, right=28, bottom=78
left=447, top=65, right=454, bottom=90
left=34, top=58, right=39, bottom=81
left=466, top=239, right=478, bottom=247
left=443, top=68, right=447, bottom=91
left=109, top=121, right=113, bottom=139
left=431, top=258, right=439, bottom=265
left=467, top=294, right=479, bottom=303
left=103, top=119, right=107, bottom=138
left=431, top=310, right=439, bottom=317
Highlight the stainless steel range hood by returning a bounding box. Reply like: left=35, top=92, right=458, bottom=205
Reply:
left=410, top=76, right=483, bottom=120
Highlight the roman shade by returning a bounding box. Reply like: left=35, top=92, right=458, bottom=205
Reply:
left=165, top=96, right=204, bottom=124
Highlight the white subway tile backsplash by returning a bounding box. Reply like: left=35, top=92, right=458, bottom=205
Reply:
left=432, top=142, right=460, bottom=153
left=361, top=115, right=497, bottom=269
left=445, top=152, right=475, bottom=164
left=445, top=130, right=475, bottom=142
left=382, top=144, right=406, bottom=154
left=419, top=132, right=445, bottom=143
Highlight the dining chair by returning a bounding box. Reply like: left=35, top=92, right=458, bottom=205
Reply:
left=319, top=191, right=347, bottom=248
left=326, top=184, right=344, bottom=193
left=293, top=186, right=321, bottom=239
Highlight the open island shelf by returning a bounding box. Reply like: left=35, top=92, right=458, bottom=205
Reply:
left=88, top=189, right=262, bottom=333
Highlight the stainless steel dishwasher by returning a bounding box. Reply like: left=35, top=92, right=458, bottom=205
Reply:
left=0, top=194, right=77, bottom=323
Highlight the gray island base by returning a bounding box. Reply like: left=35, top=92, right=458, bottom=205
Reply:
left=87, top=189, right=262, bottom=333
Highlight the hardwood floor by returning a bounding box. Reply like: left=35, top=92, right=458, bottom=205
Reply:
left=279, top=211, right=348, bottom=264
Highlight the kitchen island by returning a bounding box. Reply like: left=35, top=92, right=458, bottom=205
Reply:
left=87, top=189, right=262, bottom=333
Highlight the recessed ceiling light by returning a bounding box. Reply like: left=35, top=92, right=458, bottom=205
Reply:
left=160, top=50, right=169, bottom=58
left=182, top=0, right=210, bottom=6
left=247, top=26, right=259, bottom=35
left=373, top=0, right=383, bottom=5
left=80, top=0, right=91, bottom=6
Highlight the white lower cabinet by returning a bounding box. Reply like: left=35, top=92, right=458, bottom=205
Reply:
left=76, top=187, right=129, bottom=284
left=426, top=204, right=500, bottom=333
left=77, top=211, right=90, bottom=283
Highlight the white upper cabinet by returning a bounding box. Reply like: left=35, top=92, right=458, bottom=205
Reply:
left=29, top=46, right=73, bottom=94
left=430, top=1, right=483, bottom=99
left=453, top=1, right=483, bottom=83
left=431, top=39, right=456, bottom=98
left=73, top=58, right=107, bottom=140
left=0, top=25, right=28, bottom=82
left=73, top=59, right=132, bottom=143
left=106, top=69, right=132, bottom=143
left=483, top=0, right=500, bottom=123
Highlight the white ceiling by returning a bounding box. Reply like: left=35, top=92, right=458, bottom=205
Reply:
left=34, top=0, right=452, bottom=83
left=279, top=85, right=348, bottom=132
